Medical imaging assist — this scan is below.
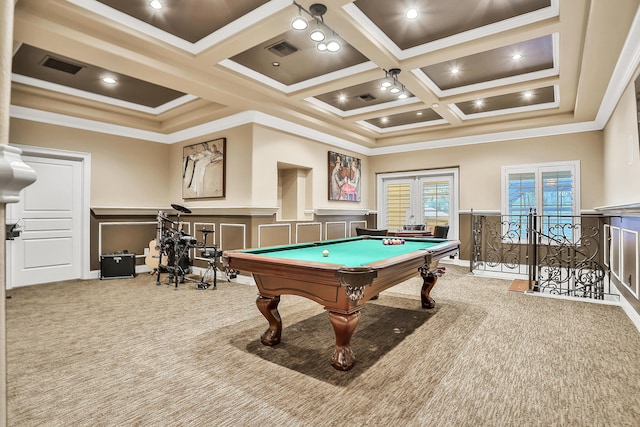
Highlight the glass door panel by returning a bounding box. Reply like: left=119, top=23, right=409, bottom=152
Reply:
left=420, top=177, right=452, bottom=234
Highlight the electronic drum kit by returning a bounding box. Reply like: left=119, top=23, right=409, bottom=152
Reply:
left=152, top=203, right=232, bottom=290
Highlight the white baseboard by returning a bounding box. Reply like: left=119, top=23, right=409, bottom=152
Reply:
left=619, top=291, right=640, bottom=333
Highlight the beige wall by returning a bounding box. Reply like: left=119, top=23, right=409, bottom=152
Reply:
left=8, top=119, right=370, bottom=211
left=10, top=117, right=610, bottom=213
left=9, top=118, right=172, bottom=207
left=167, top=124, right=254, bottom=207
left=368, top=132, right=605, bottom=211
left=603, top=75, right=640, bottom=206
left=252, top=125, right=368, bottom=210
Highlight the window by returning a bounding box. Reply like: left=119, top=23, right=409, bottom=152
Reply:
left=384, top=181, right=412, bottom=231
left=502, top=161, right=580, bottom=240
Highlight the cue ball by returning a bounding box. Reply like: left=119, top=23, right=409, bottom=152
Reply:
left=322, top=249, right=330, bottom=257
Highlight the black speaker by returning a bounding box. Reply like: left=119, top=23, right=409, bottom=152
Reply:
left=100, top=253, right=136, bottom=279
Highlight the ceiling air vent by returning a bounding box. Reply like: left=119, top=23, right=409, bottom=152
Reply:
left=40, top=56, right=84, bottom=75
left=266, top=40, right=299, bottom=57
left=358, top=94, right=376, bottom=102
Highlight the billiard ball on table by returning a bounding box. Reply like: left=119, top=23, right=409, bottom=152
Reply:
left=322, top=249, right=330, bottom=257
left=383, top=238, right=405, bottom=245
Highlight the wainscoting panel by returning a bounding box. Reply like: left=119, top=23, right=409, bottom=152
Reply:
left=604, top=224, right=610, bottom=268
left=193, top=222, right=216, bottom=262
left=258, top=223, right=290, bottom=247
left=98, top=221, right=156, bottom=262
left=622, top=229, right=639, bottom=298
left=325, top=221, right=347, bottom=240
left=611, top=226, right=621, bottom=281
left=296, top=222, right=322, bottom=243
left=349, top=220, right=367, bottom=237
left=220, top=223, right=246, bottom=251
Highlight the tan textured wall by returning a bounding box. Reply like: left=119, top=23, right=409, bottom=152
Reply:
left=9, top=121, right=255, bottom=209
left=9, top=118, right=608, bottom=214
left=252, top=125, right=368, bottom=209
left=167, top=124, right=254, bottom=207
left=603, top=76, right=640, bottom=206
left=9, top=118, right=172, bottom=207
left=368, top=132, right=605, bottom=211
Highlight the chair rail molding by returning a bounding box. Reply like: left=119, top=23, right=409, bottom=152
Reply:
left=0, top=145, right=36, bottom=203
left=595, top=202, right=640, bottom=216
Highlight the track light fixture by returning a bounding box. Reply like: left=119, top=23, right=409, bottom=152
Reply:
left=310, top=26, right=325, bottom=42
left=291, top=4, right=308, bottom=30
left=291, top=2, right=341, bottom=53
left=380, top=68, right=408, bottom=100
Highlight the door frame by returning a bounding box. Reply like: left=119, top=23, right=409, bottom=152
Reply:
left=6, top=144, right=91, bottom=287
left=376, top=167, right=459, bottom=239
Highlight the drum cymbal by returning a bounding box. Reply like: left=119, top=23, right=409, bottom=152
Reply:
left=171, top=204, right=192, bottom=214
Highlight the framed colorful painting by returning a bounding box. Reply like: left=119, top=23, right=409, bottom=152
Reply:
left=328, top=151, right=361, bottom=201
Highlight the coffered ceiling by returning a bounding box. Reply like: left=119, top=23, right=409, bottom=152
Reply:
left=9, top=0, right=640, bottom=153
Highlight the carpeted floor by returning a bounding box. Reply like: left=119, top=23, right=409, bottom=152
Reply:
left=6, top=265, right=640, bottom=426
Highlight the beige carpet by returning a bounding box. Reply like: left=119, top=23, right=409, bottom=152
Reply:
left=6, top=266, right=640, bottom=426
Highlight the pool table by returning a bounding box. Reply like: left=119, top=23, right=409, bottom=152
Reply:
left=223, top=236, right=460, bottom=371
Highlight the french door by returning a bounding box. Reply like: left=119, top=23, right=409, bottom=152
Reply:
left=377, top=168, right=459, bottom=238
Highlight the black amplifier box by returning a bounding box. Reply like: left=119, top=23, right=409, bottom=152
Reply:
left=100, top=253, right=136, bottom=279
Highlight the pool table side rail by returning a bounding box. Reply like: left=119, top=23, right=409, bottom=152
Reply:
left=222, top=240, right=459, bottom=309
left=223, top=239, right=459, bottom=281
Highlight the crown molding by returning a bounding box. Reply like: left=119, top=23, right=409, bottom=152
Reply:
left=595, top=202, right=640, bottom=216
left=10, top=103, right=608, bottom=157
left=313, top=208, right=371, bottom=216
left=91, top=206, right=280, bottom=217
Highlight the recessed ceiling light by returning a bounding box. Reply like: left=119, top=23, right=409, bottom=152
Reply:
left=417, top=111, right=423, bottom=116
left=512, top=53, right=522, bottom=61
left=431, top=103, right=439, bottom=108
left=272, top=62, right=280, bottom=67
left=523, top=91, right=533, bottom=98
left=149, top=0, right=163, bottom=10
left=381, top=117, right=388, bottom=123
left=406, top=8, right=418, bottom=20
left=338, top=94, right=346, bottom=102
left=450, top=67, right=460, bottom=74
left=475, top=99, right=484, bottom=107
left=101, top=76, right=117, bottom=84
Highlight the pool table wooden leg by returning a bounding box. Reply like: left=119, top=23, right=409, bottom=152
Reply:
left=419, top=266, right=446, bottom=309
left=328, top=310, right=360, bottom=371
left=256, top=295, right=282, bottom=346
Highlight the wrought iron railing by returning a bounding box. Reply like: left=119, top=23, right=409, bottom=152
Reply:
left=470, top=210, right=616, bottom=300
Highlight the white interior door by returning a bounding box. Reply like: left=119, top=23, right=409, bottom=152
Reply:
left=6, top=154, right=84, bottom=287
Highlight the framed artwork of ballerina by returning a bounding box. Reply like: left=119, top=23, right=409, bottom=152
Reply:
left=328, top=151, right=361, bottom=202
left=182, top=138, right=226, bottom=199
